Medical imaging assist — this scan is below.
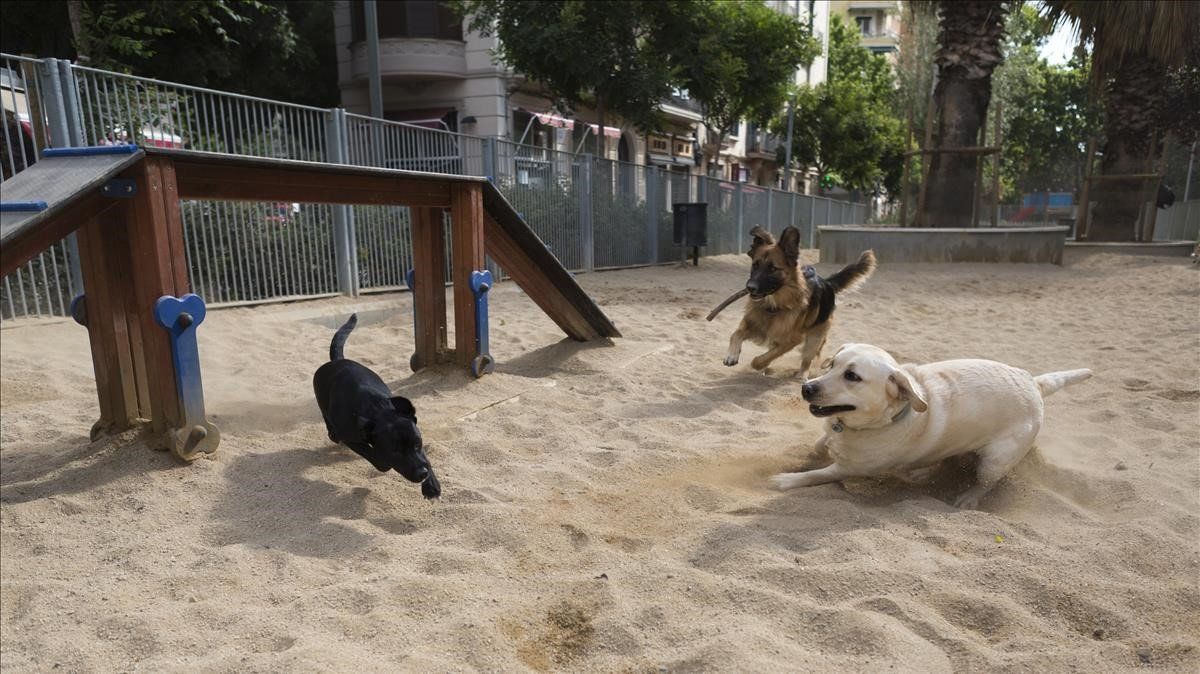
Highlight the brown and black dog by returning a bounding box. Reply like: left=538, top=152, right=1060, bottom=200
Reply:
left=723, top=225, right=875, bottom=376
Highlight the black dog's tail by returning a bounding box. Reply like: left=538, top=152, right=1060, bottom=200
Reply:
left=330, top=313, right=358, bottom=361
left=825, top=250, right=876, bottom=295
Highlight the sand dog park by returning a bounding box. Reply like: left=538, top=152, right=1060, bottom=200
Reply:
left=3, top=0, right=1200, bottom=669
left=2, top=244, right=1198, bottom=670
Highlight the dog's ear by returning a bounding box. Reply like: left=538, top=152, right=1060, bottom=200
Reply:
left=886, top=368, right=928, bottom=412
left=748, top=225, right=774, bottom=257
left=779, top=226, right=801, bottom=267
left=820, top=343, right=848, bottom=371
left=390, top=396, right=417, bottom=422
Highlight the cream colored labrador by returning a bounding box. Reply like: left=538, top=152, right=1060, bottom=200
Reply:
left=771, top=343, right=1092, bottom=508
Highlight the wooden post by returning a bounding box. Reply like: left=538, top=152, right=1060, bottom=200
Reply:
left=972, top=108, right=988, bottom=228
left=125, top=156, right=189, bottom=442
left=75, top=213, right=148, bottom=438
left=1077, top=138, right=1095, bottom=240
left=450, top=182, right=485, bottom=367
left=409, top=206, right=448, bottom=370
left=899, top=104, right=913, bottom=227
left=991, top=102, right=1002, bottom=227
left=915, top=82, right=936, bottom=227
left=1142, top=135, right=1169, bottom=242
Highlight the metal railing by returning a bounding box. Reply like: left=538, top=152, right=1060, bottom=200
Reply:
left=0, top=54, right=867, bottom=321
left=1153, top=200, right=1200, bottom=241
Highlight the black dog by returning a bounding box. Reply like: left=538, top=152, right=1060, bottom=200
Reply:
left=313, top=314, right=441, bottom=498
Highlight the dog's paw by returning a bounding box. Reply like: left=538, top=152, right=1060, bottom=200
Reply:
left=953, top=490, right=983, bottom=510
left=750, top=356, right=771, bottom=371
left=771, top=473, right=804, bottom=491
left=723, top=355, right=739, bottom=367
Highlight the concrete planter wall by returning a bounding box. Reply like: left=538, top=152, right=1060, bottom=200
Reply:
left=818, top=226, right=1070, bottom=265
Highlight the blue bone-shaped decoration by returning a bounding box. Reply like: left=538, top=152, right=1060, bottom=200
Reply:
left=153, top=293, right=220, bottom=459
left=469, top=269, right=495, bottom=378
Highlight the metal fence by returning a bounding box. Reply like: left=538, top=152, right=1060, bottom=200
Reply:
left=1, top=54, right=867, bottom=320
left=1154, top=199, right=1200, bottom=242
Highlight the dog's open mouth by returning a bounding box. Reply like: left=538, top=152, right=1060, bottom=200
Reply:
left=809, top=404, right=855, bottom=417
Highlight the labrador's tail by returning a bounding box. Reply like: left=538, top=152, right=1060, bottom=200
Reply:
left=329, top=313, right=358, bottom=361
left=1035, top=369, right=1092, bottom=398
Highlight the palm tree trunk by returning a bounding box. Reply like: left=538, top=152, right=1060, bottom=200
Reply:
left=924, top=1, right=1006, bottom=228
left=1089, top=57, right=1167, bottom=241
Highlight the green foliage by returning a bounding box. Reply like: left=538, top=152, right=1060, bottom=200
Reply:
left=669, top=1, right=820, bottom=149
left=988, top=4, right=1099, bottom=199
left=457, top=0, right=817, bottom=148
left=773, top=15, right=905, bottom=196
left=458, top=0, right=680, bottom=132
left=4, top=0, right=338, bottom=107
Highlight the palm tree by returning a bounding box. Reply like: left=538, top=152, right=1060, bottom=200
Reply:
left=923, top=1, right=1009, bottom=228
left=1043, top=1, right=1198, bottom=241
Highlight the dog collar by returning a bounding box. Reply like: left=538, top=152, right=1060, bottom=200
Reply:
left=831, top=403, right=911, bottom=434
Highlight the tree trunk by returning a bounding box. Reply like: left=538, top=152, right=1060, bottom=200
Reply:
left=67, top=1, right=88, bottom=63
left=924, top=1, right=1006, bottom=228
left=1089, top=56, right=1167, bottom=241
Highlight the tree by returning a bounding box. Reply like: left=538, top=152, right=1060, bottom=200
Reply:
left=458, top=0, right=679, bottom=149
left=923, top=1, right=1009, bottom=227
left=1043, top=1, right=1200, bottom=240
left=3, top=1, right=338, bottom=107
left=772, top=16, right=905, bottom=197
left=669, top=1, right=819, bottom=168
left=987, top=4, right=1098, bottom=200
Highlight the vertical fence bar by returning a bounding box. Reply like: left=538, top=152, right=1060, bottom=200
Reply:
left=579, top=154, right=594, bottom=272
left=646, top=164, right=659, bottom=264
left=325, top=108, right=356, bottom=295
left=729, top=182, right=739, bottom=245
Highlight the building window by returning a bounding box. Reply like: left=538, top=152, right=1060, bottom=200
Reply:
left=855, top=16, right=873, bottom=37
left=350, top=1, right=463, bottom=42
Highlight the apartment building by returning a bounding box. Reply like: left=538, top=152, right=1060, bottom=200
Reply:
left=334, top=0, right=831, bottom=187
left=830, top=0, right=902, bottom=61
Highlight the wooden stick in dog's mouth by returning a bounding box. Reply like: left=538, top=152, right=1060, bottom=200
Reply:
left=706, top=288, right=750, bottom=321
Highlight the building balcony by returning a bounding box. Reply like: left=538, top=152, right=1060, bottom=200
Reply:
left=349, top=37, right=467, bottom=81
left=860, top=31, right=901, bottom=52
left=660, top=92, right=704, bottom=122
left=847, top=0, right=900, bottom=10
left=745, top=130, right=782, bottom=160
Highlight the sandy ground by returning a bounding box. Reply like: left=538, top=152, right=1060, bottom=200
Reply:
left=1, top=250, right=1198, bottom=672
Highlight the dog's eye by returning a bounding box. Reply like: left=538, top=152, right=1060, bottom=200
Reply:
left=844, top=371, right=861, bottom=382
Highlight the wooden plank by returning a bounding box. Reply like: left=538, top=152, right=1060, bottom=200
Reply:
left=410, top=206, right=448, bottom=370
left=108, top=212, right=153, bottom=419
left=76, top=216, right=130, bottom=430
left=480, top=182, right=619, bottom=339
left=173, top=162, right=452, bottom=207
left=0, top=190, right=121, bottom=277
left=0, top=149, right=145, bottom=250
left=125, top=159, right=185, bottom=436
left=156, top=158, right=191, bottom=291
left=484, top=211, right=596, bottom=340
left=450, top=183, right=485, bottom=366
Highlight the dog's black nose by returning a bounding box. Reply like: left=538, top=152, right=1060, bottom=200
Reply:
left=746, top=280, right=759, bottom=293
left=413, top=466, right=429, bottom=482
left=801, top=382, right=818, bottom=400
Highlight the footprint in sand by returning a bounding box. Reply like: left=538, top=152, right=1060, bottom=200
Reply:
left=1122, top=378, right=1152, bottom=391
left=1155, top=388, right=1200, bottom=403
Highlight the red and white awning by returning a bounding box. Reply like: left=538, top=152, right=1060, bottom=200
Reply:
left=528, top=110, right=621, bottom=137
left=586, top=123, right=622, bottom=139
left=535, top=112, right=575, bottom=130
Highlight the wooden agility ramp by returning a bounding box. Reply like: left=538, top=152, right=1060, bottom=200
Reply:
left=1, top=145, right=619, bottom=460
